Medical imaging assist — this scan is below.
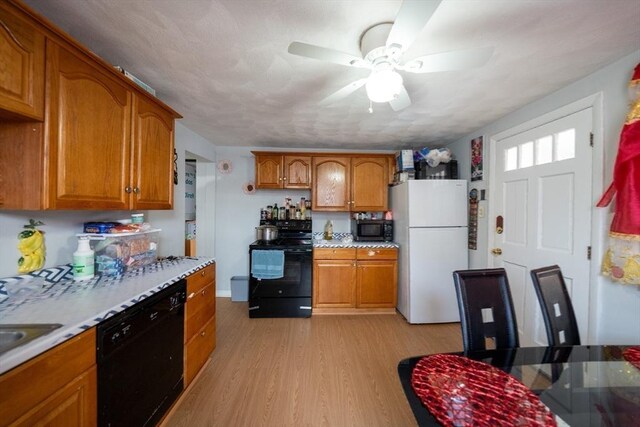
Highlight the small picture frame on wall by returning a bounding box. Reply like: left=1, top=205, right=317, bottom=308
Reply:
left=471, top=136, right=483, bottom=181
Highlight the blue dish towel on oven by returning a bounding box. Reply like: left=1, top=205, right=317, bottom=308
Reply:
left=251, top=250, right=285, bottom=280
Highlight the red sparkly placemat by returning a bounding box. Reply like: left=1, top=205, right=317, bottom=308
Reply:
left=411, top=354, right=557, bottom=427
left=623, top=347, right=640, bottom=370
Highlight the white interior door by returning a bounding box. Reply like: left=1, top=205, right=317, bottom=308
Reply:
left=492, top=108, right=593, bottom=346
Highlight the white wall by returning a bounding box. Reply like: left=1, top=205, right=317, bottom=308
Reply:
left=0, top=122, right=215, bottom=278
left=447, top=50, right=640, bottom=345
left=146, top=123, right=216, bottom=260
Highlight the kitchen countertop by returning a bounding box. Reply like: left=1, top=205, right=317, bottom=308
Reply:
left=313, top=240, right=399, bottom=248
left=0, top=256, right=214, bottom=375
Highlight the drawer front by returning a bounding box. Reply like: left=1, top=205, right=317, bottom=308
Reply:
left=185, top=317, right=216, bottom=386
left=185, top=283, right=215, bottom=342
left=356, top=247, right=398, bottom=260
left=313, top=248, right=356, bottom=260
left=187, top=264, right=215, bottom=294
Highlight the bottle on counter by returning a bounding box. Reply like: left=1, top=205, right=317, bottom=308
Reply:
left=272, top=204, right=279, bottom=220
left=323, top=220, right=333, bottom=240
left=295, top=203, right=301, bottom=219
left=279, top=206, right=286, bottom=220
left=266, top=205, right=273, bottom=220
left=73, top=236, right=95, bottom=281
left=300, top=201, right=306, bottom=220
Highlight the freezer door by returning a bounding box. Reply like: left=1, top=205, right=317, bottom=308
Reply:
left=408, top=180, right=468, bottom=227
left=406, top=227, right=468, bottom=323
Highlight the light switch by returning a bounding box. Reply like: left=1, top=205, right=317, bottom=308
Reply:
left=478, top=206, right=485, bottom=218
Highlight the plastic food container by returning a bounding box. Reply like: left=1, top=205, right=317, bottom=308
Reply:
left=83, top=222, right=119, bottom=234
left=131, top=213, right=144, bottom=224
left=78, top=229, right=160, bottom=276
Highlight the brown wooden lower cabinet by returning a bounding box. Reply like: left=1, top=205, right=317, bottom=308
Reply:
left=313, top=248, right=397, bottom=313
left=0, top=328, right=97, bottom=427
left=184, top=263, right=216, bottom=386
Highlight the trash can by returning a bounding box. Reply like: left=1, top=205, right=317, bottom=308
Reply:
left=230, top=276, right=249, bottom=302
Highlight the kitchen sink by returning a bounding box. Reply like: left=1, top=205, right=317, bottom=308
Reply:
left=0, top=324, right=62, bottom=355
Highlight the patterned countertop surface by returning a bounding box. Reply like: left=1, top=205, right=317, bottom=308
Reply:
left=310, top=232, right=399, bottom=248
left=0, top=256, right=214, bottom=375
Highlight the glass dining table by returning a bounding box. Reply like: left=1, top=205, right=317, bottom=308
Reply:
left=398, top=345, right=640, bottom=426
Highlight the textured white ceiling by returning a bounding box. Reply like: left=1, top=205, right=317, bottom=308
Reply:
left=24, top=0, right=640, bottom=149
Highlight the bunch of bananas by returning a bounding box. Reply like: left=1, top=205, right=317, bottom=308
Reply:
left=17, top=219, right=46, bottom=274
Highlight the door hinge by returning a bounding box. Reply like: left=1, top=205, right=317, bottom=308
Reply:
left=589, top=132, right=594, bottom=147
left=587, top=246, right=592, bottom=260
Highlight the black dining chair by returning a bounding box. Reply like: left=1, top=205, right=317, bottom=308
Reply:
left=530, top=265, right=581, bottom=346
left=453, top=268, right=520, bottom=352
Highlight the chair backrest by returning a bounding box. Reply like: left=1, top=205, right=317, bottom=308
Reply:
left=530, top=265, right=580, bottom=346
left=453, top=268, right=520, bottom=352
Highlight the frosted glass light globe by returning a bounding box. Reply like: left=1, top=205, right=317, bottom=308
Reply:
left=366, top=69, right=403, bottom=103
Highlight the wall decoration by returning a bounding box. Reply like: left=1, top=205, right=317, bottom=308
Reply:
left=17, top=219, right=46, bottom=273
left=468, top=189, right=478, bottom=250
left=471, top=136, right=483, bottom=181
left=173, top=148, right=178, bottom=185
left=217, top=160, right=233, bottom=174
left=243, top=181, right=256, bottom=195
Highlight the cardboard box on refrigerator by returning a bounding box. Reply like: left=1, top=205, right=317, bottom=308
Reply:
left=396, top=150, right=414, bottom=171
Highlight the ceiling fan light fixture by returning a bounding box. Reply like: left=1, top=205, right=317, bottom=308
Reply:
left=366, top=69, right=403, bottom=103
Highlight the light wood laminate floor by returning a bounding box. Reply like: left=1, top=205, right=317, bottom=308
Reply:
left=166, top=298, right=462, bottom=427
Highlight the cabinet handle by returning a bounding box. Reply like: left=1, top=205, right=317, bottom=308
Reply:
left=133, top=187, right=140, bottom=194
left=201, top=270, right=206, bottom=276
left=201, top=289, right=206, bottom=296
left=125, top=186, right=132, bottom=194
left=353, top=262, right=357, bottom=267
left=201, top=330, right=206, bottom=337
left=188, top=292, right=195, bottom=299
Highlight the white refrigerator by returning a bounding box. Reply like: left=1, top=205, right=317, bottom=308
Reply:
left=390, top=180, right=468, bottom=323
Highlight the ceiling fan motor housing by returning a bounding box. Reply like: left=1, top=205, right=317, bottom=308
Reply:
left=360, top=22, right=395, bottom=63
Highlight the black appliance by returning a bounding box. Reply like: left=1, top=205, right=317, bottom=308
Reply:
left=414, top=159, right=458, bottom=179
left=97, top=280, right=186, bottom=427
left=249, top=220, right=312, bottom=318
left=351, top=219, right=393, bottom=242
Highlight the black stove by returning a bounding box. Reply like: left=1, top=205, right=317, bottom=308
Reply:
left=249, top=220, right=313, bottom=318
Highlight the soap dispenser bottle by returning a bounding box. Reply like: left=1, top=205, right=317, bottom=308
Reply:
left=73, top=236, right=95, bottom=280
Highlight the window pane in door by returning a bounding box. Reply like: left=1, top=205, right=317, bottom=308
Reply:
left=520, top=142, right=534, bottom=168
left=536, top=136, right=553, bottom=165
left=505, top=146, right=518, bottom=171
left=556, top=129, right=575, bottom=161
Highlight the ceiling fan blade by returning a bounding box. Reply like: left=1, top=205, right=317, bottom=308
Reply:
left=288, top=42, right=368, bottom=68
left=401, top=47, right=494, bottom=74
left=319, top=78, right=367, bottom=106
left=389, top=85, right=411, bottom=111
left=386, top=0, right=442, bottom=55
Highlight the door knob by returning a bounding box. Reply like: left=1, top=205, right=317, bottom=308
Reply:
left=491, top=248, right=502, bottom=255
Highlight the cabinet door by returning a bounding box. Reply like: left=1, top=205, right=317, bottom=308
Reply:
left=46, top=40, right=132, bottom=210
left=131, top=94, right=174, bottom=209
left=313, top=259, right=356, bottom=307
left=255, top=154, right=283, bottom=189
left=283, top=155, right=311, bottom=189
left=357, top=260, right=397, bottom=308
left=0, top=3, right=44, bottom=120
left=11, top=367, right=97, bottom=427
left=185, top=317, right=216, bottom=386
left=351, top=157, right=388, bottom=211
left=312, top=156, right=350, bottom=211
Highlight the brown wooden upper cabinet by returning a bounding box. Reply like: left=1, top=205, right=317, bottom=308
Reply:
left=0, top=1, right=180, bottom=210
left=313, top=156, right=389, bottom=212
left=0, top=1, right=45, bottom=120
left=253, top=152, right=311, bottom=189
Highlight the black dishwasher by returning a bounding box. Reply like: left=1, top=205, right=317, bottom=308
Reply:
left=97, top=280, right=186, bottom=427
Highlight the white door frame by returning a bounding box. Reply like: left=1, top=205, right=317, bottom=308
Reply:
left=487, top=93, right=604, bottom=343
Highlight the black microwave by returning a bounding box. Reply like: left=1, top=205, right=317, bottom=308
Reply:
left=351, top=219, right=393, bottom=242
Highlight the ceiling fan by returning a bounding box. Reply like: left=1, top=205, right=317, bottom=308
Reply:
left=287, top=0, right=493, bottom=111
